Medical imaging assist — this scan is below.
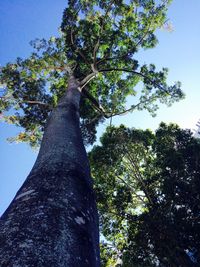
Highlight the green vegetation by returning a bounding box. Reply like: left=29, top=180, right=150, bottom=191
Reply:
left=90, top=123, right=200, bottom=266
left=0, top=0, right=183, bottom=147
left=0, top=1, right=191, bottom=266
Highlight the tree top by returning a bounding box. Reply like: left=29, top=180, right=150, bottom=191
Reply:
left=0, top=0, right=184, bottom=147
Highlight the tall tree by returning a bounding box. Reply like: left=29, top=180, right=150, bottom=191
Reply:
left=0, top=1, right=183, bottom=266
left=89, top=124, right=200, bottom=266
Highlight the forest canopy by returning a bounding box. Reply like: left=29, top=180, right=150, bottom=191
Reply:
left=0, top=0, right=183, bottom=147
left=89, top=123, right=200, bottom=266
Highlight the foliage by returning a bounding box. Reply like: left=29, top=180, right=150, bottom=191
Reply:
left=0, top=0, right=184, bottom=147
left=89, top=124, right=200, bottom=266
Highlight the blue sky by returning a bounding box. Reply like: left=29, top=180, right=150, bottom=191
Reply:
left=0, top=1, right=200, bottom=215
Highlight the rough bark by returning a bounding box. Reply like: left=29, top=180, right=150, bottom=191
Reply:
left=0, top=76, right=100, bottom=267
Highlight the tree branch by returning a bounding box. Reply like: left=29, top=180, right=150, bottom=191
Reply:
left=115, top=173, right=147, bottom=205
left=79, top=67, right=99, bottom=87
left=79, top=71, right=111, bottom=118
left=22, top=100, right=50, bottom=107
left=99, top=67, right=144, bottom=79
left=0, top=94, right=51, bottom=109
left=99, top=67, right=170, bottom=93
left=106, top=94, right=158, bottom=118
left=92, top=0, right=115, bottom=66
left=79, top=67, right=162, bottom=119
left=81, top=87, right=108, bottom=117
left=70, top=29, right=90, bottom=65
left=123, top=148, right=154, bottom=205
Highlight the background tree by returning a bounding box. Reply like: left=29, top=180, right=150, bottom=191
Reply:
left=89, top=124, right=200, bottom=266
left=0, top=0, right=184, bottom=266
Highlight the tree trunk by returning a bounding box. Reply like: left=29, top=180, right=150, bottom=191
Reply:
left=0, top=76, right=100, bottom=267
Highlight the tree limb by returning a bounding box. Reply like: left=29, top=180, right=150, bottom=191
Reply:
left=22, top=100, right=50, bottom=107
left=115, top=173, right=147, bottom=205
left=81, top=87, right=109, bottom=117
left=99, top=67, right=170, bottom=94
left=92, top=0, right=115, bottom=66
left=79, top=67, right=162, bottom=119
left=106, top=94, right=158, bottom=118
left=123, top=148, right=154, bottom=206
left=70, top=29, right=90, bottom=65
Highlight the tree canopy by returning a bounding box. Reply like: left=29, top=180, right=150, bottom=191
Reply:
left=0, top=0, right=183, bottom=147
left=89, top=123, right=200, bottom=266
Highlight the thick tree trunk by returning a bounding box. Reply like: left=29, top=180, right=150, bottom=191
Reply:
left=0, top=76, right=100, bottom=267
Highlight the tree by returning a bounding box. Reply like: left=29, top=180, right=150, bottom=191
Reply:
left=0, top=1, right=183, bottom=266
left=89, top=124, right=200, bottom=266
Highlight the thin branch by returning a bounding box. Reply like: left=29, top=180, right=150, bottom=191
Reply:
left=79, top=67, right=162, bottom=119
left=97, top=2, right=168, bottom=66
left=81, top=114, right=103, bottom=127
left=92, top=0, right=115, bottom=66
left=135, top=25, right=151, bottom=48
left=23, top=100, right=50, bottom=107
left=133, top=3, right=157, bottom=49
left=120, top=150, right=152, bottom=204
left=81, top=87, right=108, bottom=117
left=109, top=114, right=113, bottom=127
left=99, top=67, right=170, bottom=93
left=46, top=65, right=66, bottom=72
left=96, top=30, right=135, bottom=65
left=1, top=95, right=51, bottom=110
left=107, top=94, right=157, bottom=118
left=115, top=173, right=147, bottom=205
left=79, top=73, right=96, bottom=90
left=97, top=51, right=134, bottom=65
left=70, top=29, right=90, bottom=65
left=123, top=148, right=154, bottom=205
left=93, top=41, right=100, bottom=67
left=99, top=67, right=144, bottom=80
left=79, top=72, right=107, bottom=115
left=0, top=95, right=10, bottom=100
left=78, top=71, right=112, bottom=117
left=79, top=69, right=98, bottom=86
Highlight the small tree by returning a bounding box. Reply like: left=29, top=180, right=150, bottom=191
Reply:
left=89, top=124, right=200, bottom=266
left=0, top=1, right=183, bottom=266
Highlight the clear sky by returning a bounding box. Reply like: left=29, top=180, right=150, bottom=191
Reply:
left=0, top=1, right=200, bottom=215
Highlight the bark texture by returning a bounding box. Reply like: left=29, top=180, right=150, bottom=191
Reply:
left=0, top=76, right=100, bottom=267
